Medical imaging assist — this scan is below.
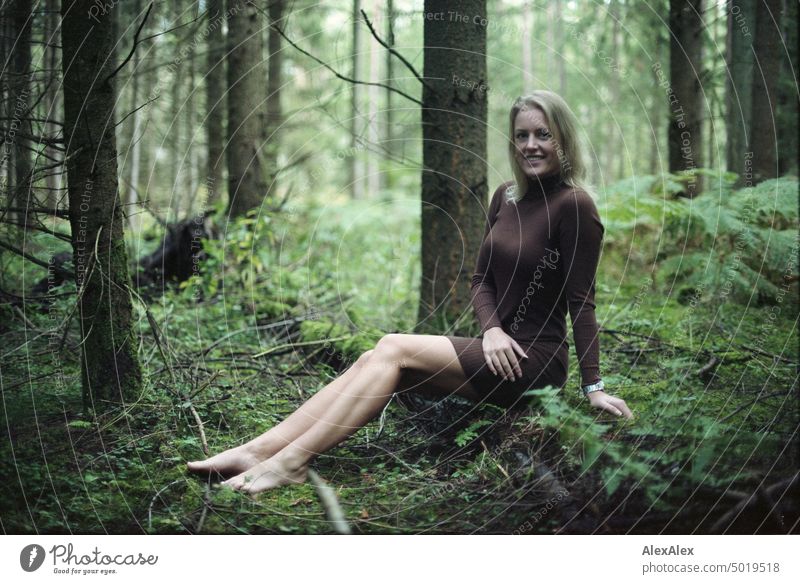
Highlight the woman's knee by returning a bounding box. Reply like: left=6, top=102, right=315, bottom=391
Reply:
left=373, top=334, right=408, bottom=367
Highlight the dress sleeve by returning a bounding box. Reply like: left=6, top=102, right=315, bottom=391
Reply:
left=559, top=190, right=604, bottom=386
left=470, top=184, right=507, bottom=334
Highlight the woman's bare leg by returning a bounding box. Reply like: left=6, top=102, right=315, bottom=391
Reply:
left=222, top=334, right=479, bottom=494
left=186, top=349, right=379, bottom=477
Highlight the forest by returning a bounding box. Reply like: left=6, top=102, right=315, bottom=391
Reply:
left=0, top=0, right=797, bottom=535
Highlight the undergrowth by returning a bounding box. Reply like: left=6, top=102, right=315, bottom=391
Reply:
left=1, top=174, right=797, bottom=534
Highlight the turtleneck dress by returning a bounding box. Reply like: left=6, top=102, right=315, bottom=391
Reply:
left=445, top=173, right=605, bottom=407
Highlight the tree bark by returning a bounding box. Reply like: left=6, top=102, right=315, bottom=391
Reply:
left=61, top=0, right=143, bottom=410
left=265, top=0, right=284, bottom=191
left=349, top=0, right=364, bottom=199
left=750, top=0, right=782, bottom=183
left=776, top=0, right=798, bottom=176
left=417, top=0, right=487, bottom=333
left=725, top=0, right=755, bottom=184
left=668, top=0, right=704, bottom=196
left=226, top=0, right=267, bottom=216
left=206, top=0, right=226, bottom=206
left=9, top=0, right=32, bottom=225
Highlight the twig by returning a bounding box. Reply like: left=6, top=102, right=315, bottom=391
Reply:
left=105, top=3, right=153, bottom=83
left=269, top=24, right=423, bottom=106
left=0, top=240, right=74, bottom=279
left=147, top=479, right=183, bottom=531
left=719, top=391, right=791, bottom=423
left=306, top=469, right=352, bottom=535
left=710, top=473, right=798, bottom=534
left=359, top=9, right=432, bottom=92
left=252, top=335, right=351, bottom=359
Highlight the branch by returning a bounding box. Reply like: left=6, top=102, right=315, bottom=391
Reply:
left=0, top=239, right=74, bottom=279
left=270, top=24, right=423, bottom=106
left=2, top=206, right=69, bottom=218
left=307, top=469, right=352, bottom=535
left=359, top=9, right=432, bottom=92
left=105, top=3, right=154, bottom=83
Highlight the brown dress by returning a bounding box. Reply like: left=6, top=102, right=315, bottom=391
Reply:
left=445, top=173, right=604, bottom=407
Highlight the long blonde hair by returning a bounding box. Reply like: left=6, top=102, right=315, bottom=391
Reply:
left=505, top=91, right=593, bottom=202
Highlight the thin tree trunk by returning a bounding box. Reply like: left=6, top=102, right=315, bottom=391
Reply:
left=265, top=0, right=284, bottom=193
left=367, top=0, right=381, bottom=197
left=384, top=0, right=394, bottom=187
left=349, top=0, right=363, bottom=199
left=776, top=0, right=798, bottom=176
left=522, top=1, right=533, bottom=93
left=418, top=0, right=487, bottom=333
left=226, top=0, right=268, bottom=216
left=44, top=0, right=62, bottom=208
left=750, top=0, right=782, bottom=183
left=725, top=0, right=755, bottom=184
left=10, top=0, right=32, bottom=225
left=206, top=0, right=226, bottom=206
left=61, top=0, right=143, bottom=410
left=668, top=0, right=704, bottom=196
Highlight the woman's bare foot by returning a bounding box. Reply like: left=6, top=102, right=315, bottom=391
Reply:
left=186, top=444, right=261, bottom=479
left=221, top=456, right=308, bottom=495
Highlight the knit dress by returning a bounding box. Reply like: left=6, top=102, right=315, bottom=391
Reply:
left=445, top=173, right=604, bottom=407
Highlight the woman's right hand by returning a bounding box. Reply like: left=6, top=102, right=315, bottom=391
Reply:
left=482, top=327, right=528, bottom=382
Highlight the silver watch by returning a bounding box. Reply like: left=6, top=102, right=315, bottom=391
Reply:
left=581, top=379, right=605, bottom=396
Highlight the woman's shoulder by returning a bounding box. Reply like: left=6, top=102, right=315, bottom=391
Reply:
left=554, top=185, right=600, bottom=214
left=491, top=180, right=517, bottom=206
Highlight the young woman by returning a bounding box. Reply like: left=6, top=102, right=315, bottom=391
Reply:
left=187, top=90, right=633, bottom=495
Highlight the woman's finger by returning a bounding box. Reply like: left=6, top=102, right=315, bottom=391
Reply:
left=614, top=398, right=634, bottom=419
left=496, top=352, right=516, bottom=381
left=485, top=354, right=498, bottom=376
left=504, top=347, right=523, bottom=378
left=511, top=339, right=529, bottom=361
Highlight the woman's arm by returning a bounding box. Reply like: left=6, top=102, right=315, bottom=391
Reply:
left=559, top=190, right=632, bottom=419
left=470, top=184, right=506, bottom=334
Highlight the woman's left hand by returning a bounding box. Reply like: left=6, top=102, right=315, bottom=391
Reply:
left=587, top=391, right=633, bottom=419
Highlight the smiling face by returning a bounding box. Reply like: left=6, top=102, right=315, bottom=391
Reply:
left=513, top=106, right=561, bottom=182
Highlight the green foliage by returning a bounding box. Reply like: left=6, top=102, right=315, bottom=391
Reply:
left=601, top=175, right=798, bottom=306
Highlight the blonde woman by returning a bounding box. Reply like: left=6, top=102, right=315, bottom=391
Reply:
left=187, top=91, right=632, bottom=494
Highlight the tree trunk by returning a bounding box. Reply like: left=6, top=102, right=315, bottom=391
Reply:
left=522, top=1, right=533, bottom=93
left=265, top=0, right=284, bottom=193
left=226, top=0, right=268, bottom=217
left=44, top=0, right=63, bottom=209
left=349, top=0, right=364, bottom=199
left=367, top=0, right=381, bottom=197
left=127, top=0, right=144, bottom=231
left=384, top=0, right=395, bottom=186
left=61, top=0, right=143, bottom=410
left=725, top=0, right=755, bottom=184
left=206, top=0, right=226, bottom=206
left=668, top=0, right=704, bottom=196
left=776, top=0, right=798, bottom=176
left=417, top=0, right=487, bottom=333
left=750, top=0, right=782, bottom=183
left=9, top=0, right=32, bottom=225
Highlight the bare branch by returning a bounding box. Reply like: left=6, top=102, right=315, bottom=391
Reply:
left=105, top=3, right=154, bottom=83
left=359, top=9, right=432, bottom=92
left=269, top=24, right=423, bottom=106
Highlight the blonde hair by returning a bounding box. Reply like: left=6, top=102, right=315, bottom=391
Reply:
left=505, top=91, right=593, bottom=202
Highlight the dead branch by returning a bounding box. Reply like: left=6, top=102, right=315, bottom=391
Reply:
left=307, top=469, right=352, bottom=535
left=359, top=9, right=432, bottom=92
left=268, top=22, right=423, bottom=106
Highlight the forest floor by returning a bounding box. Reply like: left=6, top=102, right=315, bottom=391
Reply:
left=2, top=184, right=798, bottom=534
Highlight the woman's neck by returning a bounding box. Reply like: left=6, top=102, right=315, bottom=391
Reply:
left=523, top=172, right=564, bottom=199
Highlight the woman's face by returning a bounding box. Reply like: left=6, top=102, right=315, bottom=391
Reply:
left=513, top=106, right=561, bottom=181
